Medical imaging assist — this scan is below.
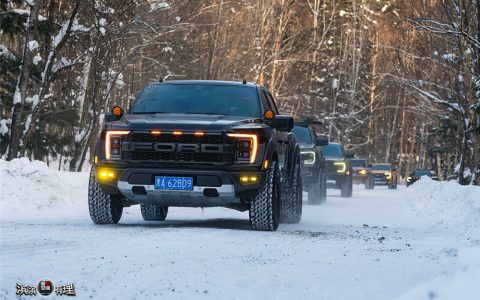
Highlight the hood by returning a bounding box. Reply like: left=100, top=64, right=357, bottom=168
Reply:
left=107, top=113, right=261, bottom=132
left=299, top=143, right=315, bottom=151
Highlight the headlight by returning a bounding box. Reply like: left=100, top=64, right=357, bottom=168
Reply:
left=407, top=177, right=412, bottom=182
left=334, top=162, right=346, bottom=173
left=359, top=169, right=367, bottom=175
left=227, top=133, right=258, bottom=164
left=105, top=131, right=130, bottom=160
left=385, top=172, right=392, bottom=179
left=301, top=151, right=316, bottom=165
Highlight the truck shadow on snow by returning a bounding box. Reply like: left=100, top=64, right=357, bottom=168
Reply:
left=115, top=218, right=252, bottom=231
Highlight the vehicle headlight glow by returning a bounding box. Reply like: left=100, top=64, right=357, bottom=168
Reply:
left=359, top=169, right=367, bottom=175
left=334, top=162, right=346, bottom=173
left=105, top=131, right=130, bottom=160
left=301, top=151, right=316, bottom=165
left=227, top=133, right=258, bottom=164
left=385, top=172, right=392, bottom=179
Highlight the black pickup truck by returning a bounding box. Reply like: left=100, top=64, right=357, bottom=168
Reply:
left=88, top=80, right=302, bottom=231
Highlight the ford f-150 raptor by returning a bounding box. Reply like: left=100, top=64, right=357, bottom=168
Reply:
left=88, top=80, right=302, bottom=231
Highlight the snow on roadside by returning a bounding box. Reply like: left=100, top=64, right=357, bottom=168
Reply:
left=404, top=177, right=480, bottom=239
left=0, top=158, right=88, bottom=217
left=399, top=178, right=480, bottom=300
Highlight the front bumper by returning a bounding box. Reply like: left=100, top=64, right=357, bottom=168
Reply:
left=96, top=165, right=265, bottom=207
left=300, top=165, right=317, bottom=186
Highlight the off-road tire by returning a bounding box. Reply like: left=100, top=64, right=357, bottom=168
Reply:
left=389, top=181, right=398, bottom=190
left=141, top=205, right=168, bottom=221
left=308, top=183, right=321, bottom=205
left=340, top=175, right=353, bottom=198
left=365, top=175, right=374, bottom=190
left=280, top=158, right=302, bottom=224
left=319, top=168, right=327, bottom=203
left=249, top=161, right=280, bottom=231
left=88, top=167, right=123, bottom=224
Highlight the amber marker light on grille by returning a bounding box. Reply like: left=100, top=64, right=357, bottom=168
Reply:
left=194, top=131, right=205, bottom=136
left=226, top=133, right=258, bottom=163
left=150, top=130, right=162, bottom=135
left=172, top=131, right=183, bottom=136
left=105, top=131, right=130, bottom=160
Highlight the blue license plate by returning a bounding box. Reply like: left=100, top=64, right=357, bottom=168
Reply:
left=154, top=176, right=193, bottom=191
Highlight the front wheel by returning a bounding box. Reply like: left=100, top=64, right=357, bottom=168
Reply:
left=340, top=175, right=353, bottom=198
left=88, top=167, right=123, bottom=224
left=249, top=161, right=281, bottom=231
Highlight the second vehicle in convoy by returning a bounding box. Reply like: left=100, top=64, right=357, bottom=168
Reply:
left=88, top=80, right=303, bottom=231
left=292, top=122, right=328, bottom=204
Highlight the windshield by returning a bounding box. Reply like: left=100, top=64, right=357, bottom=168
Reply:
left=322, top=144, right=343, bottom=157
left=131, top=84, right=261, bottom=117
left=371, top=164, right=391, bottom=171
left=351, top=159, right=367, bottom=167
left=293, top=126, right=312, bottom=144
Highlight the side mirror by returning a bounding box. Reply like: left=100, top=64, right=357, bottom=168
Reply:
left=345, top=152, right=354, bottom=159
left=271, top=115, right=294, bottom=132
left=315, top=135, right=329, bottom=146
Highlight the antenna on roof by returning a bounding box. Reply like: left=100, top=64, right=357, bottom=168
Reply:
left=242, top=79, right=247, bottom=85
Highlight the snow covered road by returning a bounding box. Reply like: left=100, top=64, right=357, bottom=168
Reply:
left=1, top=160, right=478, bottom=299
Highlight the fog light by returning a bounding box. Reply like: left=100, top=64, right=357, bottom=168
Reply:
left=240, top=176, right=250, bottom=183
left=240, top=175, right=259, bottom=184
left=97, top=168, right=116, bottom=181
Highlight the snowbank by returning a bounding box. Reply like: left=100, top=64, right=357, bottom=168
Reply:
left=400, top=178, right=480, bottom=300
left=0, top=158, right=88, bottom=217
left=404, top=177, right=480, bottom=238
left=398, top=247, right=480, bottom=300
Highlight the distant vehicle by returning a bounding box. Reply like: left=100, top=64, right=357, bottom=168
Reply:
left=351, top=158, right=374, bottom=189
left=321, top=143, right=353, bottom=197
left=406, top=169, right=439, bottom=187
left=292, top=123, right=328, bottom=204
left=370, top=163, right=398, bottom=189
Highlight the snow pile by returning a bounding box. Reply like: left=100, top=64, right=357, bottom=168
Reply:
left=398, top=247, right=480, bottom=300
left=0, top=158, right=88, bottom=216
left=400, top=178, right=480, bottom=300
left=405, top=177, right=480, bottom=238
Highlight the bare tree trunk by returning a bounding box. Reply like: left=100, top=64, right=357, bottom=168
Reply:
left=206, top=0, right=223, bottom=80
left=7, top=2, right=40, bottom=160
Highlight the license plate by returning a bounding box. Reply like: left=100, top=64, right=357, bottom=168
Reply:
left=154, top=176, right=193, bottom=191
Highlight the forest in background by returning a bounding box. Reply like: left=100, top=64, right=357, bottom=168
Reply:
left=1, top=0, right=479, bottom=184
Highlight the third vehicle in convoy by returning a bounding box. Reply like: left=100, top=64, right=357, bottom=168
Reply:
left=351, top=158, right=374, bottom=189
left=88, top=80, right=302, bottom=231
left=292, top=122, right=328, bottom=204
left=321, top=142, right=353, bottom=197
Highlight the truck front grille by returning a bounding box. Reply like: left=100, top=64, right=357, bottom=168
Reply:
left=122, top=132, right=234, bottom=164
